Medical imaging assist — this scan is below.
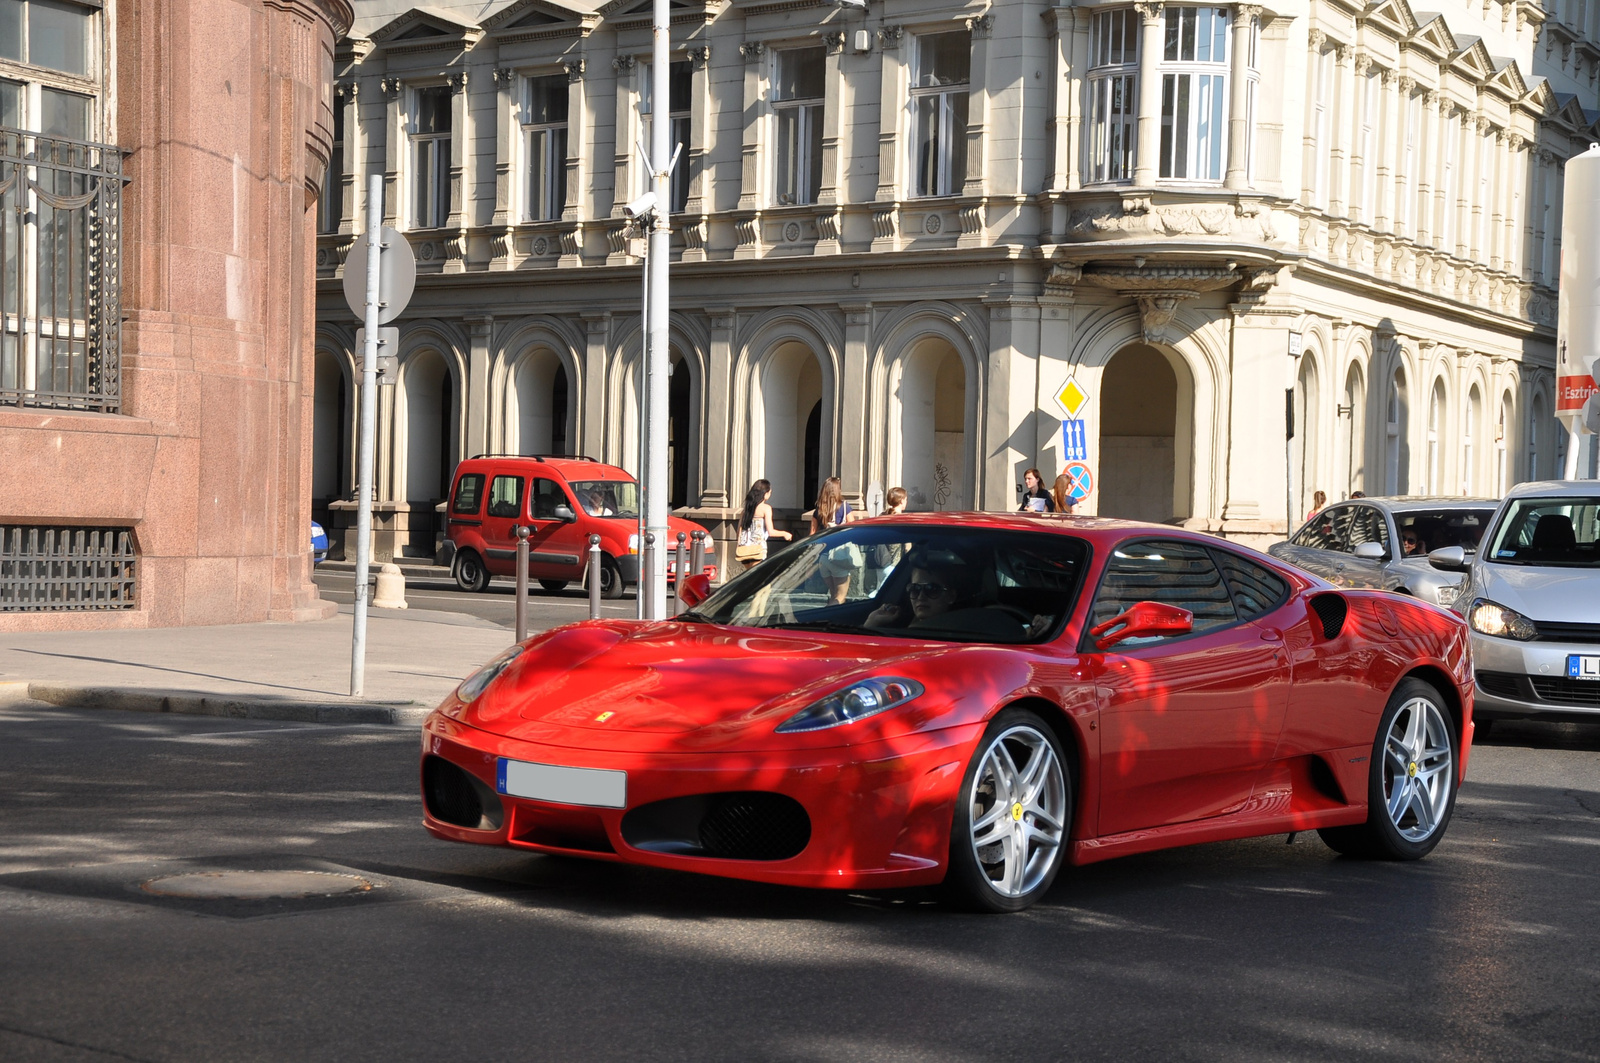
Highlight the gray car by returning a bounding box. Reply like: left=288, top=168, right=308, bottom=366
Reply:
left=1432, top=481, right=1600, bottom=729
left=1269, top=496, right=1497, bottom=607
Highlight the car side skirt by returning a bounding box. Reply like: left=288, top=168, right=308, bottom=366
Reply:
left=1069, top=791, right=1367, bottom=866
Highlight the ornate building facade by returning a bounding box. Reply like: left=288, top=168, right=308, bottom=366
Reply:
left=0, top=0, right=351, bottom=628
left=313, top=0, right=1597, bottom=562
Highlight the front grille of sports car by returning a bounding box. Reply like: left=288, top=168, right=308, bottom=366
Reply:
left=1528, top=676, right=1600, bottom=707
left=1533, top=620, right=1600, bottom=644
left=1475, top=671, right=1529, bottom=700
left=621, top=792, right=812, bottom=861
left=423, top=755, right=504, bottom=831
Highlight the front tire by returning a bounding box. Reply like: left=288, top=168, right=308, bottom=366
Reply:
left=942, top=709, right=1072, bottom=913
left=538, top=579, right=569, bottom=593
left=453, top=550, right=490, bottom=593
left=1318, top=678, right=1458, bottom=860
left=599, top=557, right=625, bottom=600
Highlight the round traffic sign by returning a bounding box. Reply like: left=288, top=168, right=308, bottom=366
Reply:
left=342, top=226, right=417, bottom=324
left=1063, top=461, right=1094, bottom=501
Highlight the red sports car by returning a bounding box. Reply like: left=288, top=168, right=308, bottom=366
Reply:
left=421, top=514, right=1473, bottom=912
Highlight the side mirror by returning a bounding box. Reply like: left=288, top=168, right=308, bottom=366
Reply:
left=553, top=504, right=577, bottom=524
left=1090, top=601, right=1194, bottom=650
left=1428, top=545, right=1468, bottom=572
left=678, top=573, right=713, bottom=609
left=1352, top=541, right=1387, bottom=560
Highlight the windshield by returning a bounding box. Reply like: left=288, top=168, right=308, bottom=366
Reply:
left=692, top=525, right=1089, bottom=644
left=1395, top=509, right=1495, bottom=557
left=1485, top=497, right=1600, bottom=567
left=569, top=480, right=640, bottom=519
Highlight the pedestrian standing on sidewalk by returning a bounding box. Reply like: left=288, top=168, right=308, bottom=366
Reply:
left=809, top=477, right=860, bottom=604
left=735, top=478, right=791, bottom=569
left=1051, top=473, right=1076, bottom=515
left=1018, top=468, right=1055, bottom=512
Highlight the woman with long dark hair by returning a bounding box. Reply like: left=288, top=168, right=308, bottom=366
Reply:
left=735, top=479, right=790, bottom=569
left=1018, top=468, right=1054, bottom=512
left=809, top=476, right=858, bottom=603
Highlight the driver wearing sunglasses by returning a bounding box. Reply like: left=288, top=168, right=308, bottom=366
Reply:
left=864, top=564, right=965, bottom=629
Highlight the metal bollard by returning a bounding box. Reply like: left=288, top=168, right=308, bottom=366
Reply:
left=641, top=532, right=656, bottom=620
left=588, top=533, right=602, bottom=620
left=674, top=532, right=688, bottom=614
left=514, top=525, right=529, bottom=643
left=690, top=530, right=706, bottom=581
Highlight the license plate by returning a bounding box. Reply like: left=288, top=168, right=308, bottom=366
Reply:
left=1567, top=655, right=1600, bottom=681
left=497, top=758, right=627, bottom=809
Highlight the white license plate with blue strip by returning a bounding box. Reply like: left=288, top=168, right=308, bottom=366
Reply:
left=1568, top=655, right=1600, bottom=681
left=497, top=758, right=627, bottom=809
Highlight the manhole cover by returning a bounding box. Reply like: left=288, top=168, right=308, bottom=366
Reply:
left=140, top=871, right=373, bottom=900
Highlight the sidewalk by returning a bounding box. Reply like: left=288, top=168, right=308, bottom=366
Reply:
left=0, top=605, right=516, bottom=725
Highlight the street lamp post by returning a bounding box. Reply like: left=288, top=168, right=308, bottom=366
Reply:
left=644, top=0, right=672, bottom=620
left=1286, top=331, right=1304, bottom=534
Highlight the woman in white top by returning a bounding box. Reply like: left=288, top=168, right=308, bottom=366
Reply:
left=736, top=479, right=792, bottom=569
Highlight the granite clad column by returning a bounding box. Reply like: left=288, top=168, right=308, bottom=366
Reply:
left=1223, top=5, right=1259, bottom=190
left=1133, top=2, right=1165, bottom=188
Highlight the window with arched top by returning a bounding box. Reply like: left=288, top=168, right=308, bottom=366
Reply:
left=1496, top=392, right=1513, bottom=496
left=1463, top=385, right=1482, bottom=495
left=1385, top=367, right=1409, bottom=495
left=1426, top=379, right=1446, bottom=494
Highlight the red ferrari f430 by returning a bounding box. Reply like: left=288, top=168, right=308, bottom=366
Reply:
left=421, top=515, right=1473, bottom=912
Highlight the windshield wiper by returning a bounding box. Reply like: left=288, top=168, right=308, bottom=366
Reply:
left=756, top=620, right=869, bottom=635
left=677, top=610, right=717, bottom=624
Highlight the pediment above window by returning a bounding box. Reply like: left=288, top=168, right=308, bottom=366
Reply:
left=482, top=0, right=600, bottom=41
left=1361, top=0, right=1418, bottom=39
left=370, top=8, right=484, bottom=53
left=600, top=0, right=725, bottom=29
left=1447, top=36, right=1494, bottom=82
left=1549, top=92, right=1593, bottom=132
left=1406, top=12, right=1456, bottom=61
left=1484, top=56, right=1527, bottom=101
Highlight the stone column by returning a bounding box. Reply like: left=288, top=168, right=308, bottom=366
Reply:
left=580, top=313, right=611, bottom=462
left=1506, top=134, right=1525, bottom=279
left=1488, top=129, right=1505, bottom=270
left=700, top=309, right=736, bottom=508
left=1393, top=77, right=1413, bottom=238
left=560, top=57, right=588, bottom=265
left=1467, top=116, right=1487, bottom=261
left=609, top=56, right=638, bottom=264
left=1431, top=96, right=1453, bottom=252
left=734, top=41, right=766, bottom=260
left=1326, top=44, right=1350, bottom=218
left=381, top=76, right=403, bottom=229
left=335, top=82, right=359, bottom=238
left=839, top=304, right=873, bottom=499
left=491, top=68, right=515, bottom=233
left=872, top=25, right=906, bottom=251
left=982, top=298, right=1042, bottom=511
left=816, top=33, right=846, bottom=253
left=1046, top=9, right=1078, bottom=194
left=681, top=45, right=712, bottom=262
left=445, top=70, right=469, bottom=233
left=961, top=13, right=993, bottom=198
left=1224, top=5, right=1260, bottom=190
left=1133, top=2, right=1165, bottom=187
left=1414, top=90, right=1437, bottom=246
left=464, top=315, right=492, bottom=459
left=1529, top=149, right=1549, bottom=284
left=1345, top=54, right=1371, bottom=222
left=1372, top=70, right=1394, bottom=232
left=1225, top=303, right=1300, bottom=532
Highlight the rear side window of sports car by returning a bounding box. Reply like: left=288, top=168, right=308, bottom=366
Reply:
left=452, top=473, right=484, bottom=515
left=1087, top=539, right=1239, bottom=646
left=1208, top=549, right=1289, bottom=621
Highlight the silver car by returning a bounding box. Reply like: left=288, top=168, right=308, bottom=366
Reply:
left=1435, top=481, right=1600, bottom=729
left=1269, top=496, right=1497, bottom=607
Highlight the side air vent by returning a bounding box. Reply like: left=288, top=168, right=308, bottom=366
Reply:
left=1309, top=593, right=1348, bottom=640
left=423, top=755, right=504, bottom=831
left=621, top=792, right=812, bottom=861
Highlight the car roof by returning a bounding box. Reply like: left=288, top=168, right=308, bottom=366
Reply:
left=1332, top=496, right=1499, bottom=513
left=456, top=455, right=634, bottom=481
left=853, top=511, right=1267, bottom=549
left=1501, top=480, right=1600, bottom=499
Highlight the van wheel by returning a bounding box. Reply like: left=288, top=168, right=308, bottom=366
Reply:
left=453, top=550, right=490, bottom=593
left=538, top=580, right=569, bottom=593
left=599, top=557, right=625, bottom=600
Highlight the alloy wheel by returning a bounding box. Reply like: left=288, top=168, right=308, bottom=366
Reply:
left=968, top=724, right=1067, bottom=898
left=1381, top=696, right=1453, bottom=843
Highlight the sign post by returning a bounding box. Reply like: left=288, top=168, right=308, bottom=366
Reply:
left=1286, top=331, right=1304, bottom=531
left=346, top=181, right=416, bottom=697
left=1557, top=144, right=1600, bottom=479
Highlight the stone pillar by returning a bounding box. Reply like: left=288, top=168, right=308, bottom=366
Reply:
left=1488, top=129, right=1505, bottom=270
left=1431, top=95, right=1453, bottom=252
left=335, top=82, right=359, bottom=239
left=560, top=58, right=588, bottom=265
left=701, top=308, right=736, bottom=508
left=816, top=33, right=846, bottom=254
left=839, top=304, right=873, bottom=498
left=1345, top=54, right=1371, bottom=222
left=1393, top=76, right=1414, bottom=238
left=982, top=298, right=1042, bottom=512
left=464, top=315, right=492, bottom=460
left=1414, top=90, right=1437, bottom=246
left=381, top=76, right=403, bottom=229
left=1372, top=70, right=1394, bottom=232
left=1466, top=116, right=1487, bottom=261
left=491, top=68, right=514, bottom=234
left=581, top=312, right=611, bottom=463
left=1326, top=44, right=1350, bottom=218
left=1506, top=134, right=1525, bottom=279
left=1133, top=2, right=1165, bottom=187
left=873, top=25, right=906, bottom=251
left=1223, top=303, right=1300, bottom=531
left=609, top=55, right=638, bottom=264
left=734, top=41, right=766, bottom=260
left=1224, top=5, right=1259, bottom=190
left=961, top=13, right=993, bottom=198
left=680, top=45, right=712, bottom=262
left=445, top=70, right=469, bottom=258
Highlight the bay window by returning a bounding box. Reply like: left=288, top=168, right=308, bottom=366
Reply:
left=1159, top=6, right=1229, bottom=182
left=773, top=47, right=824, bottom=206
left=1087, top=10, right=1138, bottom=183
left=524, top=75, right=568, bottom=222
left=911, top=30, right=970, bottom=199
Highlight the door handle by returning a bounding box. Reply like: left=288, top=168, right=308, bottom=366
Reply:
left=1259, top=628, right=1282, bottom=642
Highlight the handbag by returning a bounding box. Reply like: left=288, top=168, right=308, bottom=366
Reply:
left=735, top=542, right=763, bottom=562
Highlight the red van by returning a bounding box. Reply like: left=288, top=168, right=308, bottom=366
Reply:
left=440, top=455, right=714, bottom=599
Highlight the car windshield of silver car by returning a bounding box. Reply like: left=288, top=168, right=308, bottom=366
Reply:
left=1485, top=498, right=1600, bottom=567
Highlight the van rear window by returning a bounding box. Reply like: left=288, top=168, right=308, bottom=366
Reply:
left=452, top=474, right=484, bottom=515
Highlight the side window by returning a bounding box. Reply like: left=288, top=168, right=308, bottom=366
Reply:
left=451, top=473, right=484, bottom=515
left=1211, top=549, right=1289, bottom=621
left=1293, top=505, right=1351, bottom=551
left=487, top=476, right=523, bottom=519
left=1089, top=539, right=1238, bottom=645
left=1343, top=506, right=1389, bottom=555
left=531, top=478, right=568, bottom=520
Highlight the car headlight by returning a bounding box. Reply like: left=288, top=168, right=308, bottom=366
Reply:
left=1468, top=599, right=1538, bottom=641
left=1436, top=584, right=1461, bottom=606
left=456, top=645, right=524, bottom=704
left=775, top=677, right=924, bottom=734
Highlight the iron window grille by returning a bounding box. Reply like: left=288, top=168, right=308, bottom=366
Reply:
left=0, top=524, right=137, bottom=611
left=0, top=126, right=124, bottom=413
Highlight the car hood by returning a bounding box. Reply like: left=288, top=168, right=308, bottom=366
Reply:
left=1470, top=563, right=1600, bottom=623
left=458, top=620, right=1024, bottom=752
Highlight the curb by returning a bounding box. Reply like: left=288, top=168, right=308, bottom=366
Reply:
left=0, top=681, right=431, bottom=726
left=319, top=560, right=455, bottom=580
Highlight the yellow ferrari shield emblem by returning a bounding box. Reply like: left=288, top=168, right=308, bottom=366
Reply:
left=595, top=711, right=615, bottom=723
left=1407, top=761, right=1418, bottom=778
left=1011, top=802, right=1024, bottom=821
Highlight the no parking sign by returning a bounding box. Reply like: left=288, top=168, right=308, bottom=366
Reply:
left=1062, top=461, right=1094, bottom=503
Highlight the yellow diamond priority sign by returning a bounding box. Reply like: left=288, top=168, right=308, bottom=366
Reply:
left=1053, top=378, right=1090, bottom=419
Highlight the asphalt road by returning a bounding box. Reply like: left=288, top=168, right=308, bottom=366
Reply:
left=2, top=704, right=1598, bottom=1062
left=312, top=568, right=643, bottom=629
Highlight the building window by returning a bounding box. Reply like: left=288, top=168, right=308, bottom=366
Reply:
left=410, top=86, right=451, bottom=229
left=1087, top=10, right=1138, bottom=183
left=773, top=47, right=824, bottom=206
left=1307, top=45, right=1332, bottom=207
left=910, top=30, right=970, bottom=198
left=523, top=75, right=568, bottom=222
left=1159, top=6, right=1228, bottom=182
left=319, top=94, right=344, bottom=234
left=641, top=60, right=691, bottom=213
